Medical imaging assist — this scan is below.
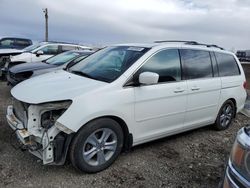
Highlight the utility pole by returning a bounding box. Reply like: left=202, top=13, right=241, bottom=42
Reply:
left=43, top=8, right=48, bottom=42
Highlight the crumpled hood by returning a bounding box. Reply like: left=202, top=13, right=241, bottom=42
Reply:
left=10, top=62, right=56, bottom=73
left=11, top=70, right=107, bottom=104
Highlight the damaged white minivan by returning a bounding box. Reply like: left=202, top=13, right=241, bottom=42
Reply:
left=6, top=41, right=247, bottom=173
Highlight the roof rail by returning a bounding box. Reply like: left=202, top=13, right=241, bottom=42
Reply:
left=154, top=40, right=198, bottom=44
left=188, top=42, right=224, bottom=50
left=41, top=41, right=81, bottom=45
left=154, top=40, right=224, bottom=50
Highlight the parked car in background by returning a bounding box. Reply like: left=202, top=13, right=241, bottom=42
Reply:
left=0, top=37, right=32, bottom=78
left=10, top=42, right=91, bottom=63
left=6, top=41, right=247, bottom=173
left=0, top=37, right=32, bottom=49
left=7, top=50, right=94, bottom=86
left=222, top=125, right=250, bottom=188
left=1, top=42, right=92, bottom=79
left=236, top=50, right=250, bottom=62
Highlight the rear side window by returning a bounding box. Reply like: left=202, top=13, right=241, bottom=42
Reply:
left=215, top=52, right=240, bottom=76
left=180, top=49, right=213, bottom=79
left=136, top=49, right=181, bottom=83
left=15, top=39, right=31, bottom=46
left=61, top=45, right=77, bottom=52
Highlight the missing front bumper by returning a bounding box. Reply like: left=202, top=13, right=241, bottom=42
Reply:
left=6, top=105, right=65, bottom=164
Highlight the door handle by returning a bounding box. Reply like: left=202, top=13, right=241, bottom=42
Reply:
left=191, top=87, right=200, bottom=91
left=174, top=88, right=185, bottom=93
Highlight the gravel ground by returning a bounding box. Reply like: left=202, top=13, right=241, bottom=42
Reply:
left=0, top=81, right=249, bottom=187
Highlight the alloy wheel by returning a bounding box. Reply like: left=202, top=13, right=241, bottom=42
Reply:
left=82, top=128, right=117, bottom=166
left=220, top=104, right=233, bottom=127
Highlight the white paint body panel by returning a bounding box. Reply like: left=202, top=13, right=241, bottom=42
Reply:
left=11, top=52, right=52, bottom=63
left=0, top=48, right=23, bottom=54
left=10, top=43, right=247, bottom=147
left=134, top=81, right=187, bottom=142
left=185, top=77, right=221, bottom=127
left=11, top=70, right=107, bottom=104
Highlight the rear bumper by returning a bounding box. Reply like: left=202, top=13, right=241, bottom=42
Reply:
left=222, top=160, right=250, bottom=188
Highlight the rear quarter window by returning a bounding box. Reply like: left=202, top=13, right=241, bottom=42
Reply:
left=215, top=52, right=240, bottom=76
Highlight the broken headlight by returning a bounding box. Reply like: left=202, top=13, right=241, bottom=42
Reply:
left=230, top=126, right=250, bottom=182
left=40, top=101, right=72, bottom=130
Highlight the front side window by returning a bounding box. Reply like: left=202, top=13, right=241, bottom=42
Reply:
left=215, top=52, right=240, bottom=76
left=69, top=46, right=149, bottom=83
left=135, top=49, right=181, bottom=83
left=24, top=43, right=42, bottom=52
left=180, top=49, right=213, bottom=79
left=40, top=45, right=59, bottom=55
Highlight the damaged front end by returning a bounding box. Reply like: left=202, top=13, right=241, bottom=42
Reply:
left=6, top=99, right=74, bottom=165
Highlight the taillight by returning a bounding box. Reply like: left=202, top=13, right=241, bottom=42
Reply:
left=243, top=81, right=247, bottom=89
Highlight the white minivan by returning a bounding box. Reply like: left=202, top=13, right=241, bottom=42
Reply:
left=6, top=41, right=247, bottom=173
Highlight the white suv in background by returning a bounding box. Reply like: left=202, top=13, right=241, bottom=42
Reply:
left=6, top=41, right=247, bottom=173
left=10, top=42, right=91, bottom=63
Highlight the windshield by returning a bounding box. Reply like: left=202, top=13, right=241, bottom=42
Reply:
left=46, top=51, right=80, bottom=65
left=23, top=43, right=42, bottom=52
left=69, top=46, right=149, bottom=83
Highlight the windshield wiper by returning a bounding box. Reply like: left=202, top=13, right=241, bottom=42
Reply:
left=71, top=70, right=95, bottom=79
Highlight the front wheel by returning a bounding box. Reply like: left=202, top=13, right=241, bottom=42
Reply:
left=214, top=100, right=235, bottom=130
left=69, top=118, right=124, bottom=173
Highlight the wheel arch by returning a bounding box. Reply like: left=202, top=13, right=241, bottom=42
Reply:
left=227, top=98, right=237, bottom=117
left=77, top=115, right=133, bottom=151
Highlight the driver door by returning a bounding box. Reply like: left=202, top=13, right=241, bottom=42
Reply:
left=133, top=49, right=188, bottom=141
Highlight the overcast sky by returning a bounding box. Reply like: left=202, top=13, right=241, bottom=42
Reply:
left=0, top=0, right=250, bottom=50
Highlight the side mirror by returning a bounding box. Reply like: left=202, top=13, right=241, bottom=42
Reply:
left=36, top=50, right=44, bottom=56
left=139, top=72, right=159, bottom=85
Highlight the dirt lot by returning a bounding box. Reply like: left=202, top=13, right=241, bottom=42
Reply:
left=0, top=70, right=250, bottom=188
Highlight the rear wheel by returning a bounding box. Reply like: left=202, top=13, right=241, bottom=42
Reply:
left=69, top=118, right=124, bottom=173
left=214, top=100, right=235, bottom=130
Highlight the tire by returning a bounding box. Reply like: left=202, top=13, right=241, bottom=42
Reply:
left=214, top=100, right=235, bottom=131
left=69, top=118, right=124, bottom=173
